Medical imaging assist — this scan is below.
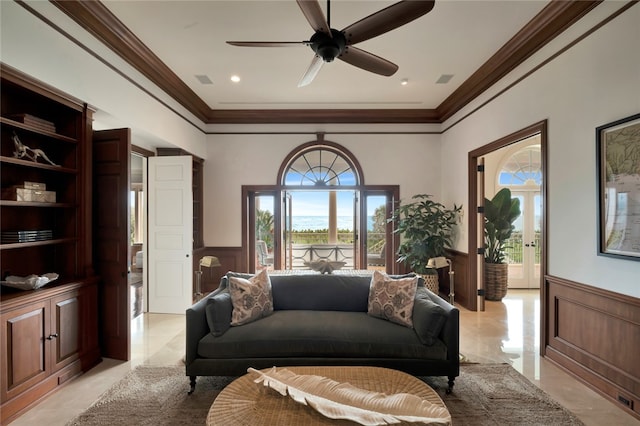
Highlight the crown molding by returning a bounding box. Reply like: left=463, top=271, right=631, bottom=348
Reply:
left=52, top=0, right=601, bottom=125
left=207, top=108, right=440, bottom=124
left=436, top=0, right=601, bottom=122
left=51, top=0, right=212, bottom=122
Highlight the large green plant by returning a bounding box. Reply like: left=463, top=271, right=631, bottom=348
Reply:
left=256, top=209, right=274, bottom=249
left=484, top=188, right=521, bottom=264
left=392, top=194, right=461, bottom=274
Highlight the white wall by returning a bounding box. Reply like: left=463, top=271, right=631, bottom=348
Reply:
left=0, top=1, right=207, bottom=157
left=440, top=3, right=640, bottom=297
left=3, top=0, right=637, bottom=297
left=203, top=131, right=442, bottom=246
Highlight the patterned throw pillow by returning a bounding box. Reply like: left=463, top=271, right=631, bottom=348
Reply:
left=367, top=270, right=418, bottom=328
left=228, top=269, right=273, bottom=326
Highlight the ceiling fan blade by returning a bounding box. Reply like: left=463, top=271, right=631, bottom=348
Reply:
left=338, top=46, right=398, bottom=76
left=227, top=41, right=307, bottom=47
left=342, top=0, right=435, bottom=45
left=298, top=55, right=324, bottom=87
left=296, top=0, right=331, bottom=36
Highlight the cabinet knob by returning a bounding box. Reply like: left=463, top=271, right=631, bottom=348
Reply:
left=47, top=333, right=59, bottom=340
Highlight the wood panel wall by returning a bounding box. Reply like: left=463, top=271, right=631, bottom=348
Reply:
left=545, top=275, right=640, bottom=419
left=447, top=250, right=470, bottom=310
left=192, top=247, right=242, bottom=294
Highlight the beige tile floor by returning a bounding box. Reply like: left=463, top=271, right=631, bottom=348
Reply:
left=8, top=290, right=640, bottom=425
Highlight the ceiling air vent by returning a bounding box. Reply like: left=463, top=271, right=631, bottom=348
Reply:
left=195, top=75, right=213, bottom=85
left=436, top=74, right=454, bottom=84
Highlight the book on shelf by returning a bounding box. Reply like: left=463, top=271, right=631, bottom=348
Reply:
left=6, top=113, right=56, bottom=133
left=1, top=230, right=53, bottom=243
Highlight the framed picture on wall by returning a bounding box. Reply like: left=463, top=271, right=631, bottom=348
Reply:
left=597, top=113, right=640, bottom=260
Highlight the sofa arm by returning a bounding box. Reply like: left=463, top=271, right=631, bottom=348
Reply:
left=440, top=303, right=460, bottom=366
left=422, top=290, right=459, bottom=368
left=185, top=293, right=215, bottom=368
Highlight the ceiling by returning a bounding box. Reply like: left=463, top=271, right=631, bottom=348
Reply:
left=52, top=1, right=600, bottom=124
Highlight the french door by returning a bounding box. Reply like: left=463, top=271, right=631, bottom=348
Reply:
left=507, top=190, right=541, bottom=288
left=244, top=186, right=399, bottom=273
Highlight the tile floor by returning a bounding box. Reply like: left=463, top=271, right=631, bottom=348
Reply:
left=8, top=290, right=640, bottom=425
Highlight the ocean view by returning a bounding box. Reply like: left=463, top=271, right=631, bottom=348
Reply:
left=290, top=216, right=375, bottom=231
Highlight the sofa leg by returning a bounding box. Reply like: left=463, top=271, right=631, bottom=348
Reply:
left=446, top=377, right=455, bottom=394
left=188, top=376, right=197, bottom=395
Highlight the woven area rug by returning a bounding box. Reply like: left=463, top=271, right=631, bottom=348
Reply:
left=67, top=364, right=584, bottom=425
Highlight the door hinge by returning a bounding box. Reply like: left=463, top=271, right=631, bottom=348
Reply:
left=477, top=247, right=485, bottom=255
left=477, top=206, right=484, bottom=213
left=477, top=289, right=486, bottom=296
left=477, top=164, right=485, bottom=172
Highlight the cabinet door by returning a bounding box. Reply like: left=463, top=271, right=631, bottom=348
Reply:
left=0, top=301, right=49, bottom=402
left=50, top=290, right=81, bottom=371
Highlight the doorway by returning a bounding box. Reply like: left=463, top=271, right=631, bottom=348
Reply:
left=468, top=121, right=547, bottom=313
left=243, top=139, right=399, bottom=273
left=129, top=152, right=146, bottom=318
left=484, top=139, right=542, bottom=289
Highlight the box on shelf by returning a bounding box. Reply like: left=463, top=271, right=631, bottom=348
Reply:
left=24, top=181, right=46, bottom=190
left=2, top=187, right=56, bottom=203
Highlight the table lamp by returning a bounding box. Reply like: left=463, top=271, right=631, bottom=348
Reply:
left=427, top=256, right=455, bottom=305
left=195, top=255, right=221, bottom=301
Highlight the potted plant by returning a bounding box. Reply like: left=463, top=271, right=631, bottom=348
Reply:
left=391, top=194, right=461, bottom=292
left=484, top=188, right=521, bottom=301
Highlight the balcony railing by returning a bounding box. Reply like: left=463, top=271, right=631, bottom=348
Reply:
left=503, top=231, right=541, bottom=264
left=287, top=244, right=354, bottom=269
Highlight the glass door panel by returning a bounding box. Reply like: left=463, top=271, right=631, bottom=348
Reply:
left=507, top=194, right=525, bottom=285
left=366, top=195, right=388, bottom=271
left=507, top=191, right=540, bottom=288
left=255, top=195, right=275, bottom=271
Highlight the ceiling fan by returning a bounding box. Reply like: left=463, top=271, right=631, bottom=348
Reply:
left=227, top=0, right=435, bottom=87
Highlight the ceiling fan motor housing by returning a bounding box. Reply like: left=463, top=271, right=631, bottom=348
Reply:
left=310, top=29, right=346, bottom=62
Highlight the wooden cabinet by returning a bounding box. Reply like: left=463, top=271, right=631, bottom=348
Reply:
left=0, top=281, right=98, bottom=423
left=0, top=64, right=99, bottom=423
left=1, top=63, right=93, bottom=280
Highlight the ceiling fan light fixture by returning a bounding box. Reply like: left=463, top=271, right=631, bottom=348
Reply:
left=227, top=0, right=435, bottom=86
left=310, top=29, right=346, bottom=63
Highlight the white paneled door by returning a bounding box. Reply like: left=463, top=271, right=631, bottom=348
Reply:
left=148, top=156, right=193, bottom=314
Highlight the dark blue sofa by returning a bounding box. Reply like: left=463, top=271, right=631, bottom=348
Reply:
left=185, top=273, right=459, bottom=393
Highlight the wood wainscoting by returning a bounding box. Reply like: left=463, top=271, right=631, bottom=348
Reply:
left=192, top=247, right=242, bottom=294
left=544, top=275, right=640, bottom=419
left=446, top=250, right=471, bottom=310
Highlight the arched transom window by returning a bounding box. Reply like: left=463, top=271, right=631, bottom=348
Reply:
left=498, top=144, right=542, bottom=186
left=282, top=145, right=359, bottom=187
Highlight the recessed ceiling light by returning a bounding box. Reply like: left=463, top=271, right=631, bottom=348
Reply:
left=230, top=75, right=241, bottom=83
left=401, top=78, right=408, bottom=86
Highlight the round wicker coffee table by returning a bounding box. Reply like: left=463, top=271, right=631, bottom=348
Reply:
left=207, top=366, right=450, bottom=425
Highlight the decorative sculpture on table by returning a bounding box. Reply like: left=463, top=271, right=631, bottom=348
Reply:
left=305, top=259, right=346, bottom=274
left=12, top=132, right=59, bottom=166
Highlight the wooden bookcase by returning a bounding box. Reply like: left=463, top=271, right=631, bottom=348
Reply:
left=0, top=64, right=100, bottom=423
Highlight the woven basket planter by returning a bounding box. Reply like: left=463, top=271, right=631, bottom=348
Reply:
left=484, top=263, right=508, bottom=301
left=421, top=273, right=439, bottom=294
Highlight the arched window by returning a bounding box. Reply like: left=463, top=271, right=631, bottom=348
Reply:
left=498, top=144, right=542, bottom=186
left=245, top=137, right=398, bottom=274
left=281, top=144, right=360, bottom=187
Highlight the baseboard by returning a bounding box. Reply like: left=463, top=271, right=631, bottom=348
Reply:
left=544, top=275, right=640, bottom=419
